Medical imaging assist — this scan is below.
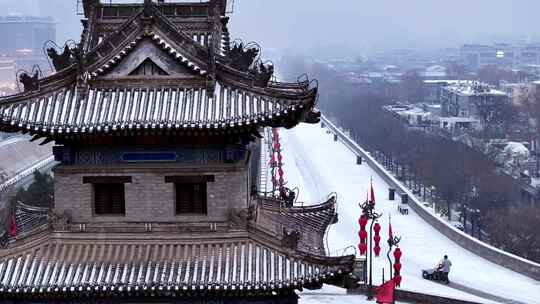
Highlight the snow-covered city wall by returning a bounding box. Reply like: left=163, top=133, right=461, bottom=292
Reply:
left=321, top=115, right=540, bottom=281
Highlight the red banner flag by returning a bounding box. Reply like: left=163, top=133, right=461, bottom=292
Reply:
left=375, top=279, right=395, bottom=303
left=388, top=220, right=393, bottom=242
left=9, top=215, right=17, bottom=237
left=370, top=180, right=376, bottom=205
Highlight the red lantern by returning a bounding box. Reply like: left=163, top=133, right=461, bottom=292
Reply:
left=393, top=247, right=402, bottom=286
left=274, top=142, right=281, bottom=150
left=393, top=275, right=402, bottom=287
left=359, top=215, right=368, bottom=229
left=278, top=154, right=283, bottom=161
left=373, top=245, right=381, bottom=256
left=373, top=222, right=381, bottom=234
left=394, top=248, right=402, bottom=261
left=278, top=168, right=284, bottom=177
left=359, top=242, right=368, bottom=255
left=359, top=230, right=368, bottom=242
left=373, top=222, right=381, bottom=257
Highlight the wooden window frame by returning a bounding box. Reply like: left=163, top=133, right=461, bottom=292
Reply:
left=165, top=176, right=214, bottom=215
left=84, top=176, right=131, bottom=216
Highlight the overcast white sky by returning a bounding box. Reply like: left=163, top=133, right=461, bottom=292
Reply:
left=1, top=0, right=539, bottom=52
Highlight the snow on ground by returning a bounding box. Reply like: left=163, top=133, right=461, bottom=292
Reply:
left=277, top=123, right=540, bottom=304
left=299, top=284, right=407, bottom=304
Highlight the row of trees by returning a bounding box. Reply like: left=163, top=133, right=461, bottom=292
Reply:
left=8, top=171, right=54, bottom=208
left=333, top=91, right=519, bottom=217
left=280, top=55, right=540, bottom=263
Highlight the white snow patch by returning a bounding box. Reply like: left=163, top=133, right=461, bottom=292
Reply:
left=278, top=123, right=540, bottom=304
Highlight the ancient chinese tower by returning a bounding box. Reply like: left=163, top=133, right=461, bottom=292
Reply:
left=0, top=0, right=357, bottom=302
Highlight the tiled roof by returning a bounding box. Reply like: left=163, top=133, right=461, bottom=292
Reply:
left=256, top=197, right=338, bottom=256
left=0, top=82, right=315, bottom=135
left=13, top=203, right=49, bottom=241
left=0, top=0, right=320, bottom=137
left=0, top=235, right=354, bottom=298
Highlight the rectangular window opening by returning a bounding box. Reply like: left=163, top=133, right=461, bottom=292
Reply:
left=93, top=183, right=126, bottom=215
left=175, top=182, right=208, bottom=215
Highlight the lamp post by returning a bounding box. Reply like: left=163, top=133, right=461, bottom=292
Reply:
left=387, top=235, right=401, bottom=304
left=387, top=235, right=401, bottom=279
left=360, top=199, right=382, bottom=300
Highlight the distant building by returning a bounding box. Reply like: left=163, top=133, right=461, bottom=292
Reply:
left=499, top=82, right=534, bottom=106
left=424, top=79, right=469, bottom=104
left=0, top=59, right=15, bottom=88
left=531, top=80, right=540, bottom=93
left=384, top=104, right=434, bottom=127
left=441, top=81, right=509, bottom=126
left=438, top=116, right=481, bottom=132
left=0, top=15, right=55, bottom=56
left=460, top=43, right=540, bottom=71
left=421, top=65, right=448, bottom=79
left=0, top=14, right=55, bottom=87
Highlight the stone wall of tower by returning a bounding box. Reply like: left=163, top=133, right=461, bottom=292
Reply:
left=53, top=163, right=249, bottom=223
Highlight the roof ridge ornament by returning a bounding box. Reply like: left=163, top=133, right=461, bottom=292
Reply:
left=228, top=40, right=260, bottom=72
left=142, top=0, right=156, bottom=28
left=250, top=60, right=274, bottom=87
left=73, top=42, right=89, bottom=100
left=44, top=40, right=78, bottom=72
left=16, top=66, right=42, bottom=93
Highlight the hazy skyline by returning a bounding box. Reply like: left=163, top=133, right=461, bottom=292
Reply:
left=1, top=0, right=539, bottom=53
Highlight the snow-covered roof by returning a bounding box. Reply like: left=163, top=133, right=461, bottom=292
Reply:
left=424, top=79, right=471, bottom=85
left=444, top=82, right=508, bottom=97
left=499, top=82, right=530, bottom=88
left=438, top=116, right=480, bottom=123
left=503, top=142, right=530, bottom=157
left=426, top=65, right=447, bottom=72
left=531, top=177, right=540, bottom=188
left=401, top=109, right=431, bottom=116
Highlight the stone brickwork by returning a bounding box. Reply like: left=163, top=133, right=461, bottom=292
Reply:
left=54, top=163, right=249, bottom=223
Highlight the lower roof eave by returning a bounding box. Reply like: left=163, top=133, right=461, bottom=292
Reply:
left=0, top=225, right=355, bottom=298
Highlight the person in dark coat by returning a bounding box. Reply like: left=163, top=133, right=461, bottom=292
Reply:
left=440, top=255, right=452, bottom=284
